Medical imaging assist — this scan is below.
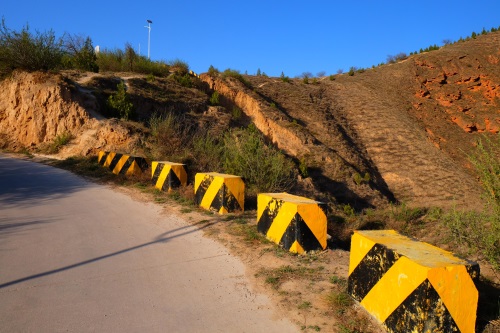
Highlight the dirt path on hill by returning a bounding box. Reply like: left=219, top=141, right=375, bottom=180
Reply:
left=329, top=81, right=483, bottom=209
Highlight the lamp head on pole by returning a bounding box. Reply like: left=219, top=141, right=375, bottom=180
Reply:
left=147, top=19, right=152, bottom=24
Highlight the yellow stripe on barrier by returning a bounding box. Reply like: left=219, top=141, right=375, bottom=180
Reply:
left=348, top=230, right=479, bottom=333
left=257, top=193, right=327, bottom=254
left=194, top=172, right=244, bottom=214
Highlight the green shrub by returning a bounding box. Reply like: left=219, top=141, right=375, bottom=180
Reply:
left=171, top=73, right=192, bottom=87
left=222, top=126, right=296, bottom=193
left=191, top=131, right=224, bottom=172
left=96, top=47, right=170, bottom=76
left=299, top=157, right=309, bottom=178
left=222, top=68, right=252, bottom=88
left=45, top=132, right=74, bottom=153
left=149, top=112, right=193, bottom=160
left=469, top=135, right=500, bottom=213
left=232, top=107, right=242, bottom=119
left=0, top=19, right=64, bottom=76
left=442, top=209, right=500, bottom=269
left=348, top=67, right=355, bottom=76
left=353, top=172, right=370, bottom=185
left=451, top=134, right=500, bottom=269
left=210, top=91, right=220, bottom=105
left=389, top=202, right=425, bottom=223
left=107, top=81, right=134, bottom=120
left=168, top=59, right=189, bottom=75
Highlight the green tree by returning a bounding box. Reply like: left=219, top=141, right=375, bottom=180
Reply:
left=63, top=34, right=98, bottom=72
left=107, top=81, right=134, bottom=120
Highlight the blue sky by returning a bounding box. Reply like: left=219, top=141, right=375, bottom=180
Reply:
left=2, top=1, right=499, bottom=77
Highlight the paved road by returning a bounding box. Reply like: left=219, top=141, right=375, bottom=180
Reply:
left=0, top=154, right=298, bottom=333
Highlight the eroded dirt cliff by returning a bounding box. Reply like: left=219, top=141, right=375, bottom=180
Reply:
left=0, top=71, right=147, bottom=157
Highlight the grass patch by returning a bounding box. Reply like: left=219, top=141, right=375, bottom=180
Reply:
left=325, top=290, right=352, bottom=309
left=297, top=301, right=312, bottom=310
left=256, top=265, right=324, bottom=290
left=49, top=156, right=114, bottom=180
left=43, top=132, right=74, bottom=154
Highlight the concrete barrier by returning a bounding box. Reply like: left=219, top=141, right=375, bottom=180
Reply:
left=189, top=70, right=200, bottom=78
left=257, top=193, right=327, bottom=254
left=97, top=151, right=149, bottom=176
left=348, top=230, right=479, bottom=333
left=151, top=161, right=187, bottom=192
left=194, top=172, right=244, bottom=214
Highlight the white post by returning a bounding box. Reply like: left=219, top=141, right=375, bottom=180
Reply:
left=145, top=20, right=152, bottom=59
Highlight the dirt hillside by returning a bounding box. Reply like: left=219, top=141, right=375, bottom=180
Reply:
left=1, top=32, right=499, bottom=212
left=200, top=32, right=500, bottom=211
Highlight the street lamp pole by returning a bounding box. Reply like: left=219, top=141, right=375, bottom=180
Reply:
left=145, top=20, right=152, bottom=59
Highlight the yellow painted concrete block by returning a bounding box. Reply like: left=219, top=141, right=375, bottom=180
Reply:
left=151, top=161, right=187, bottom=192
left=194, top=172, right=244, bottom=214
left=257, top=192, right=327, bottom=254
left=348, top=230, right=479, bottom=333
left=97, top=151, right=149, bottom=176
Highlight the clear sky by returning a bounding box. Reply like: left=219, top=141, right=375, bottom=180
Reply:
left=2, top=1, right=499, bottom=77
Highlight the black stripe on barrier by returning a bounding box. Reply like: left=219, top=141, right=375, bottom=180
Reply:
left=152, top=163, right=164, bottom=183
left=348, top=244, right=401, bottom=301
left=222, top=184, right=242, bottom=211
left=118, top=156, right=134, bottom=175
left=257, top=199, right=283, bottom=234
left=98, top=152, right=109, bottom=165
left=384, top=279, right=460, bottom=332
left=108, top=153, right=123, bottom=172
left=166, top=169, right=182, bottom=191
left=194, top=176, right=213, bottom=206
left=135, top=158, right=149, bottom=171
left=279, top=213, right=323, bottom=251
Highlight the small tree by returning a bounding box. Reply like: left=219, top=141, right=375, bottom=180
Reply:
left=442, top=39, right=452, bottom=46
left=63, top=34, right=98, bottom=72
left=256, top=68, right=261, bottom=76
left=0, top=19, right=64, bottom=75
left=107, top=81, right=134, bottom=120
left=207, top=64, right=219, bottom=78
left=280, top=71, right=290, bottom=83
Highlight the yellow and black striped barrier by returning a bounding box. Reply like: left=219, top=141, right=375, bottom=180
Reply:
left=189, top=70, right=200, bottom=78
left=151, top=161, right=187, bottom=192
left=194, top=172, right=244, bottom=214
left=97, top=151, right=149, bottom=176
left=257, top=193, right=327, bottom=254
left=348, top=230, right=479, bottom=333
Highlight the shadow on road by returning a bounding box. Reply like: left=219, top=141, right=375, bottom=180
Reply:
left=0, top=154, right=91, bottom=207
left=0, top=220, right=218, bottom=289
left=0, top=217, right=56, bottom=239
